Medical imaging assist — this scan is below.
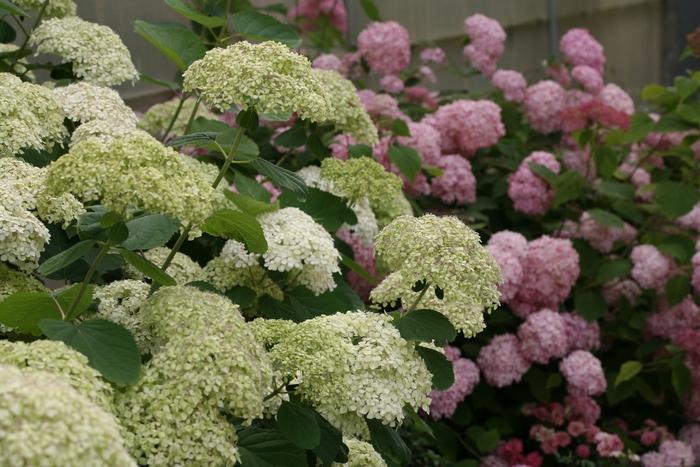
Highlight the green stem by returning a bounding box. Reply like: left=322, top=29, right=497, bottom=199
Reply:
left=161, top=123, right=246, bottom=272
left=10, top=0, right=49, bottom=69
left=404, top=282, right=430, bottom=315
left=66, top=241, right=111, bottom=320
left=183, top=96, right=202, bottom=136
left=263, top=378, right=291, bottom=402
left=161, top=95, right=186, bottom=142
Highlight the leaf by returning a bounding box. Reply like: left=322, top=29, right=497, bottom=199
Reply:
left=367, top=419, right=411, bottom=465
left=574, top=290, right=606, bottom=321
left=0, top=18, right=16, bottom=43
left=416, top=346, right=454, bottom=390
left=393, top=309, right=457, bottom=345
left=666, top=275, right=691, bottom=306
left=348, top=144, right=372, bottom=158
left=39, top=319, right=140, bottom=386
left=237, top=426, right=307, bottom=467
left=276, top=401, right=321, bottom=449
left=0, top=0, right=27, bottom=16
left=677, top=103, right=700, bottom=125
left=553, top=171, right=586, bottom=207
left=121, top=214, right=180, bottom=250
left=134, top=21, right=206, bottom=71
left=596, top=260, right=631, bottom=284
left=313, top=413, right=348, bottom=464
left=274, top=126, right=306, bottom=148
left=391, top=119, right=410, bottom=136
left=473, top=428, right=500, bottom=453
left=37, top=240, right=96, bottom=276
left=655, top=182, right=700, bottom=218
left=250, top=158, right=308, bottom=197
left=588, top=209, right=624, bottom=228
left=286, top=280, right=363, bottom=318
left=388, top=144, right=421, bottom=182
left=165, top=0, right=227, bottom=28
left=278, top=187, right=357, bottom=231
left=596, top=180, right=635, bottom=200
left=55, top=283, right=95, bottom=320
left=615, top=361, right=642, bottom=387
left=117, top=249, right=176, bottom=286
left=231, top=10, right=302, bottom=48
left=621, top=113, right=655, bottom=143
left=202, top=208, right=268, bottom=253
left=236, top=107, right=259, bottom=132
left=216, top=128, right=260, bottom=160
left=592, top=146, right=619, bottom=178
left=224, top=190, right=279, bottom=216
left=233, top=171, right=272, bottom=202
left=0, top=292, right=61, bottom=336
left=139, top=73, right=181, bottom=90
left=359, top=0, right=381, bottom=20
left=339, top=253, right=377, bottom=285
left=528, top=162, right=557, bottom=183
left=166, top=132, right=217, bottom=148
left=672, top=360, right=692, bottom=398
left=642, top=84, right=669, bottom=101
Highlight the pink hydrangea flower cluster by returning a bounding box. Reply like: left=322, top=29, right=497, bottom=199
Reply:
left=312, top=53, right=346, bottom=74
left=486, top=230, right=529, bottom=302
left=678, top=203, right=700, bottom=232
left=429, top=346, right=480, bottom=419
left=630, top=244, right=672, bottom=290
left=594, top=432, right=624, bottom=457
left=561, top=312, right=601, bottom=352
left=598, top=83, right=635, bottom=116
left=602, top=278, right=642, bottom=305
left=491, top=69, right=527, bottom=103
left=571, top=65, right=604, bottom=93
left=566, top=392, right=601, bottom=424
left=425, top=99, right=505, bottom=156
left=523, top=81, right=566, bottom=134
left=517, top=309, right=569, bottom=364
left=680, top=424, right=700, bottom=461
left=397, top=121, right=442, bottom=166
left=380, top=74, right=404, bottom=94
left=477, top=333, right=531, bottom=387
left=562, top=147, right=595, bottom=179
left=357, top=21, right=410, bottom=75
left=288, top=0, right=347, bottom=34
left=566, top=211, right=637, bottom=253
left=462, top=14, right=506, bottom=77
left=560, top=28, right=606, bottom=73
left=403, top=85, right=439, bottom=110
left=559, top=351, right=606, bottom=396
left=646, top=297, right=700, bottom=341
left=495, top=438, right=544, bottom=466
left=419, top=65, right=437, bottom=84
left=507, top=151, right=560, bottom=216
left=357, top=89, right=409, bottom=123
left=693, top=251, right=700, bottom=293
left=640, top=440, right=696, bottom=467
left=429, top=155, right=477, bottom=205
left=420, top=47, right=446, bottom=65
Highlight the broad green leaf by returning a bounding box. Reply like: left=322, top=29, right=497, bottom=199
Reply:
left=0, top=18, right=16, bottom=43
left=165, top=0, right=227, bottom=28
left=0, top=292, right=61, bottom=336
left=574, top=289, right=606, bottom=321
left=117, top=249, right=176, bottom=286
left=233, top=171, right=272, bottom=202
left=231, top=10, right=301, bottom=48
left=55, top=283, right=95, bottom=320
left=250, top=158, right=308, bottom=197
left=655, top=113, right=697, bottom=132
left=37, top=240, right=96, bottom=276
left=621, top=113, right=655, bottom=143
left=675, top=76, right=700, bottom=100
left=615, top=361, right=642, bottom=386
left=672, top=360, right=692, bottom=398
left=654, top=181, right=700, bottom=219
left=216, top=128, right=260, bottom=160
left=359, top=0, right=381, bottom=20
left=236, top=107, right=259, bottom=132
left=391, top=119, right=410, bottom=136
left=596, top=180, right=634, bottom=200
left=121, top=214, right=180, bottom=250
left=39, top=319, right=140, bottom=386
left=473, top=428, right=500, bottom=453
left=312, top=413, right=348, bottom=464
left=167, top=132, right=217, bottom=148
left=416, top=346, right=454, bottom=390
left=134, top=21, right=206, bottom=71
left=528, top=162, right=557, bottom=183
left=388, top=144, right=421, bottom=182
left=641, top=83, right=668, bottom=101
left=348, top=144, right=372, bottom=158
left=202, top=208, right=268, bottom=253
left=367, top=419, right=411, bottom=465
left=677, top=103, right=700, bottom=125
left=237, top=426, right=307, bottom=467
left=224, top=190, right=279, bottom=216
left=0, top=0, right=26, bottom=16
left=553, top=171, right=586, bottom=207
left=273, top=126, right=306, bottom=148
left=393, top=309, right=457, bottom=345
left=278, top=187, right=357, bottom=231
left=276, top=401, right=321, bottom=449
left=339, top=253, right=377, bottom=285
left=592, top=146, right=619, bottom=178
left=225, top=286, right=256, bottom=308
left=139, top=73, right=181, bottom=90
left=596, top=260, right=631, bottom=284
left=666, top=275, right=691, bottom=306
left=588, top=208, right=624, bottom=228
left=284, top=280, right=363, bottom=321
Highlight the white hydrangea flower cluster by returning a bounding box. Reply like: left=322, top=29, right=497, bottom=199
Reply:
left=371, top=215, right=501, bottom=337
left=0, top=73, right=66, bottom=158
left=0, top=340, right=113, bottom=410
left=30, top=17, right=139, bottom=86
left=14, top=0, right=76, bottom=17
left=138, top=97, right=217, bottom=139
left=125, top=247, right=204, bottom=285
left=115, top=286, right=274, bottom=466
left=0, top=263, right=46, bottom=299
left=313, top=69, right=379, bottom=145
left=250, top=311, right=433, bottom=429
left=0, top=197, right=49, bottom=271
left=204, top=255, right=285, bottom=301
left=183, top=41, right=334, bottom=121
left=335, top=437, right=387, bottom=467
left=69, top=118, right=142, bottom=147
left=258, top=207, right=341, bottom=295
left=0, top=365, right=135, bottom=467
left=94, top=280, right=150, bottom=352
left=44, top=132, right=220, bottom=228
left=0, top=43, right=34, bottom=79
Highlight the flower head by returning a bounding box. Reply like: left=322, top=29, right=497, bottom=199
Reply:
left=426, top=99, right=504, bottom=156
left=487, top=230, right=528, bottom=302
left=339, top=437, right=387, bottom=467
left=14, top=0, right=76, bottom=17
left=52, top=82, right=137, bottom=126
left=477, top=333, right=530, bottom=387
left=429, top=155, right=477, bottom=205
left=524, top=80, right=566, bottom=134
left=429, top=346, right=480, bottom=419
left=560, top=350, right=606, bottom=396
left=462, top=14, right=506, bottom=76
left=518, top=309, right=569, bottom=364
left=357, top=21, right=410, bottom=75
left=560, top=28, right=605, bottom=73
left=631, top=244, right=672, bottom=290
left=491, top=69, right=527, bottom=103
left=508, top=151, right=560, bottom=216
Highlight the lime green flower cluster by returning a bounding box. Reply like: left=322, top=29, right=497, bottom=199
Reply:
left=336, top=437, right=387, bottom=467
left=44, top=132, right=220, bottom=228
left=371, top=214, right=502, bottom=337
left=183, top=41, right=333, bottom=121
left=0, top=365, right=135, bottom=467
left=125, top=247, right=204, bottom=285
left=0, top=73, right=66, bottom=158
left=313, top=69, right=379, bottom=145
left=250, top=311, right=432, bottom=431
left=30, top=17, right=138, bottom=86
left=0, top=44, right=34, bottom=79
left=115, top=286, right=274, bottom=466
left=138, top=97, right=217, bottom=139
left=14, top=0, right=76, bottom=18
left=0, top=263, right=46, bottom=300
left=204, top=256, right=284, bottom=302
left=95, top=280, right=151, bottom=352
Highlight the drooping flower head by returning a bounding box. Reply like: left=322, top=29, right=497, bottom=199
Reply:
left=426, top=99, right=505, bottom=156
left=371, top=214, right=501, bottom=336
left=357, top=21, right=411, bottom=75
left=508, top=151, right=560, bottom=216
left=462, top=14, right=506, bottom=77
left=560, top=28, right=605, bottom=74
left=0, top=73, right=66, bottom=158
left=183, top=41, right=333, bottom=122
left=30, top=17, right=139, bottom=86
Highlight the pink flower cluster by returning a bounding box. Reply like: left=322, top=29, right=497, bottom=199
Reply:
left=559, top=350, right=606, bottom=396
left=680, top=424, right=700, bottom=461
left=571, top=65, right=604, bottom=94
left=424, top=99, right=505, bottom=156
left=561, top=312, right=601, bottom=352
left=462, top=14, right=506, bottom=77
left=491, top=69, right=527, bottom=103
left=312, top=53, right=345, bottom=74
left=429, top=155, right=476, bottom=205
left=396, top=122, right=442, bottom=166
left=507, top=151, right=560, bottom=216
left=598, top=83, right=635, bottom=116
left=487, top=231, right=528, bottom=302
left=563, top=211, right=637, bottom=253
left=380, top=75, right=404, bottom=94
left=495, top=439, right=544, bottom=466
left=477, top=333, right=531, bottom=387
left=429, top=346, right=480, bottom=419
left=560, top=28, right=606, bottom=74
left=640, top=440, right=696, bottom=467
left=357, top=89, right=408, bottom=123
left=357, top=21, right=410, bottom=75
left=646, top=297, right=700, bottom=341
left=693, top=251, right=700, bottom=293
left=523, top=81, right=566, bottom=134
left=420, top=47, right=446, bottom=65
left=288, top=0, right=347, bottom=34
left=630, top=244, right=672, bottom=290
left=518, top=309, right=569, bottom=364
